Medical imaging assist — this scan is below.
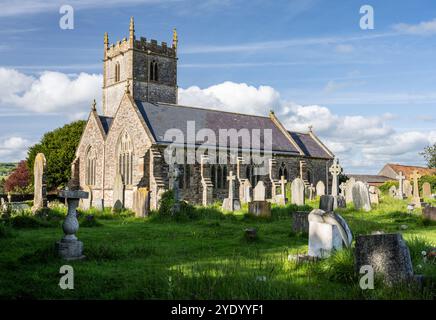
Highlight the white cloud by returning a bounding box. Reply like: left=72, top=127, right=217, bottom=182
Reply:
left=0, top=67, right=102, bottom=116
left=393, top=18, right=436, bottom=36
left=0, top=136, right=32, bottom=162
left=178, top=81, right=434, bottom=173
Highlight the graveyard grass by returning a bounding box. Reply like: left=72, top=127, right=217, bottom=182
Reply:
left=0, top=197, right=435, bottom=300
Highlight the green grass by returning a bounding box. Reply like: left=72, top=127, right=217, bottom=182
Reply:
left=0, top=196, right=434, bottom=300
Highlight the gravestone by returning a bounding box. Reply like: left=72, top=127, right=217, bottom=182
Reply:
left=275, top=175, right=287, bottom=205
left=55, top=190, right=89, bottom=260
left=319, top=195, right=334, bottom=212
left=291, top=178, right=305, bottom=206
left=132, top=187, right=150, bottom=217
left=308, top=184, right=316, bottom=201
left=404, top=180, right=413, bottom=198
left=316, top=181, right=325, bottom=197
left=345, top=178, right=356, bottom=204
left=368, top=186, right=380, bottom=205
left=339, top=182, right=346, bottom=197
left=423, top=205, right=436, bottom=221
left=352, top=181, right=371, bottom=212
left=241, top=179, right=252, bottom=204
left=253, top=181, right=266, bottom=201
left=308, top=209, right=353, bottom=258
left=292, top=211, right=309, bottom=234
left=355, top=233, right=414, bottom=286
left=112, top=173, right=124, bottom=212
left=396, top=171, right=406, bottom=199
left=329, top=158, right=343, bottom=209
left=222, top=171, right=241, bottom=211
left=422, top=182, right=432, bottom=198
left=171, top=166, right=181, bottom=213
left=32, top=153, right=47, bottom=213
left=411, top=170, right=422, bottom=208
left=248, top=201, right=271, bottom=218
left=388, top=185, right=397, bottom=198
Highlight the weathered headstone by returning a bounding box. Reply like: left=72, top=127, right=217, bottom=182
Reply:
left=411, top=170, right=422, bottom=208
left=112, top=172, right=124, bottom=211
left=291, top=178, right=305, bottom=206
left=389, top=185, right=397, bottom=198
left=32, top=153, right=47, bottom=213
left=339, top=182, right=346, bottom=197
left=56, top=190, right=89, bottom=260
left=345, top=178, right=356, bottom=204
left=368, top=186, right=380, bottom=205
left=404, top=180, right=413, bottom=198
left=253, top=181, right=266, bottom=201
left=248, top=201, right=271, bottom=218
left=355, top=233, right=414, bottom=286
left=292, top=211, right=309, bottom=234
left=222, top=171, right=241, bottom=211
left=396, top=171, right=406, bottom=199
left=308, top=209, right=352, bottom=258
left=308, top=184, right=316, bottom=201
left=241, top=179, right=252, bottom=204
left=422, top=182, right=432, bottom=199
left=319, top=195, right=334, bottom=212
left=132, top=187, right=150, bottom=217
left=352, top=181, right=371, bottom=212
left=316, top=181, right=325, bottom=196
left=423, top=205, right=436, bottom=221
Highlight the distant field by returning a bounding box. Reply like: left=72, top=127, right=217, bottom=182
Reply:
left=0, top=163, right=17, bottom=178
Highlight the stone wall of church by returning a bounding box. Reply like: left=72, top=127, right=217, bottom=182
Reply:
left=103, top=94, right=153, bottom=208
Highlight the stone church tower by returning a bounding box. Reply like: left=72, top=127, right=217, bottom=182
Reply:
left=102, top=17, right=178, bottom=117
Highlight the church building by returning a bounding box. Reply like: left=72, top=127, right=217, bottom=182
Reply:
left=73, top=18, right=335, bottom=215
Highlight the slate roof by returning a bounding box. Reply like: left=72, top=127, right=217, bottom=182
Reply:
left=135, top=101, right=302, bottom=154
left=99, top=116, right=113, bottom=134
left=347, top=175, right=392, bottom=183
left=289, top=132, right=332, bottom=159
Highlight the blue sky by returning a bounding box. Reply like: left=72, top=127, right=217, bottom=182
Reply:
left=0, top=0, right=435, bottom=173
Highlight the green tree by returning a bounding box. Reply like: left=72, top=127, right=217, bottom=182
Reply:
left=421, top=143, right=436, bottom=168
left=27, top=120, right=86, bottom=191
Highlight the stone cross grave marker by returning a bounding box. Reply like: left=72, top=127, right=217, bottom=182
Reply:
left=329, top=158, right=342, bottom=198
left=222, top=171, right=240, bottom=211
left=339, top=182, right=346, bottom=197
left=422, top=182, right=431, bottom=198
left=32, top=153, right=47, bottom=213
left=396, top=171, right=406, bottom=199
left=316, top=181, right=325, bottom=196
left=410, top=170, right=422, bottom=208
left=291, top=178, right=305, bottom=206
left=276, top=175, right=287, bottom=205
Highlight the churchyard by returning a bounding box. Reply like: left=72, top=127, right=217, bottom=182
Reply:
left=0, top=188, right=435, bottom=299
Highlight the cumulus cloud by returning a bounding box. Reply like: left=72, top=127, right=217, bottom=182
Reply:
left=178, top=81, right=434, bottom=173
left=0, top=136, right=32, bottom=162
left=0, top=67, right=102, bottom=116
left=393, top=18, right=436, bottom=36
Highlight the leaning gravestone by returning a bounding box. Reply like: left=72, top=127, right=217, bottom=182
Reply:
left=355, top=233, right=414, bottom=286
left=112, top=173, right=124, bottom=212
left=352, top=181, right=371, bottom=212
left=253, top=181, right=266, bottom=201
left=291, top=178, right=305, bottom=206
left=32, top=153, right=47, bottom=213
left=308, top=209, right=352, bottom=258
left=422, top=182, right=432, bottom=199
left=316, top=181, right=325, bottom=197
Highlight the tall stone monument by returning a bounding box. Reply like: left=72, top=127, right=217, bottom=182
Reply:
left=329, top=158, right=343, bottom=209
left=396, top=171, right=406, bottom=200
left=410, top=170, right=422, bottom=208
left=32, top=153, right=47, bottom=213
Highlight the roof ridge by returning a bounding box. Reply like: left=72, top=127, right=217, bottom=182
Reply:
left=152, top=101, right=270, bottom=119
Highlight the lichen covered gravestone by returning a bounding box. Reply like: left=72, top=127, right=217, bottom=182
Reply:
left=291, top=178, right=305, bottom=206
left=352, top=181, right=371, bottom=212
left=345, top=178, right=356, bottom=204
left=355, top=233, right=414, bottom=286
left=389, top=185, right=397, bottom=198
left=32, top=153, right=47, bottom=213
left=308, top=209, right=352, bottom=258
left=368, top=186, right=380, bottom=205
left=292, top=211, right=309, bottom=234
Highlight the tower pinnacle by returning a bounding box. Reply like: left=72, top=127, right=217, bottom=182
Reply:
left=129, top=17, right=135, bottom=47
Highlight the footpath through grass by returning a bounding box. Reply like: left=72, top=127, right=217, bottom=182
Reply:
left=0, top=197, right=435, bottom=299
